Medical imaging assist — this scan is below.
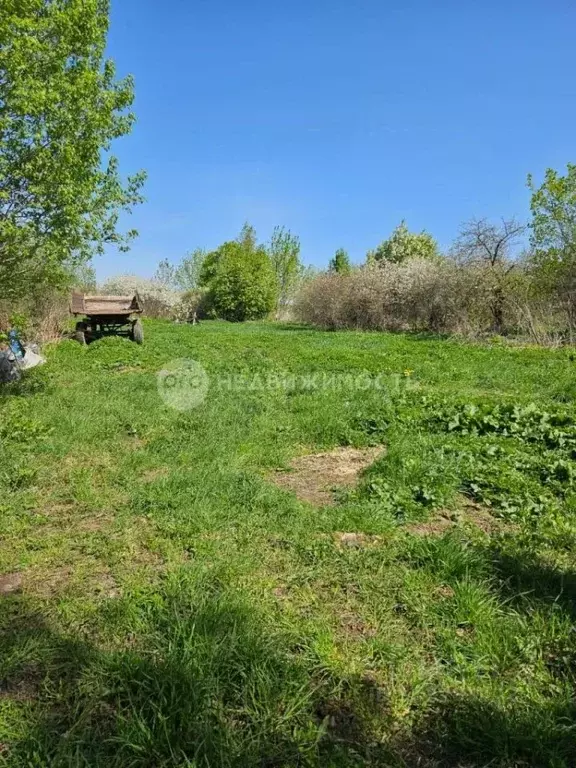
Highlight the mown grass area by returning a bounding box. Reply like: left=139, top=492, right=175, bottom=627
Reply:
left=1, top=319, right=576, bottom=767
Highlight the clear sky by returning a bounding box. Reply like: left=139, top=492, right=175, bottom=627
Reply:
left=99, top=0, right=576, bottom=280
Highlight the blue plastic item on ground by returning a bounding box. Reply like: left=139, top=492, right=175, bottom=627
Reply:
left=8, top=330, right=25, bottom=360
left=0, top=329, right=45, bottom=384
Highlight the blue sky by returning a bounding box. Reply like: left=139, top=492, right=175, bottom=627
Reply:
left=100, top=0, right=576, bottom=280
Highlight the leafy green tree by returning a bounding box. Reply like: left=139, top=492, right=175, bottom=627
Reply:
left=199, top=224, right=257, bottom=288
left=198, top=250, right=221, bottom=289
left=367, top=221, right=440, bottom=264
left=208, top=242, right=278, bottom=322
left=0, top=0, right=145, bottom=301
left=267, top=226, right=302, bottom=307
left=200, top=225, right=278, bottom=321
left=237, top=222, right=258, bottom=251
left=528, top=165, right=576, bottom=328
left=329, top=248, right=352, bottom=274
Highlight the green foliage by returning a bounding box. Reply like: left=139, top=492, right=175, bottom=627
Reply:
left=171, top=225, right=306, bottom=319
left=0, top=411, right=53, bottom=445
left=202, top=228, right=279, bottom=321
left=367, top=220, right=440, bottom=264
left=267, top=226, right=302, bottom=306
left=528, top=165, right=576, bottom=323
left=0, top=0, right=146, bottom=301
left=529, top=165, right=576, bottom=258
left=69, top=263, right=97, bottom=292
left=329, top=248, right=352, bottom=274
left=237, top=221, right=258, bottom=251
left=432, top=400, right=576, bottom=450
left=408, top=396, right=576, bottom=533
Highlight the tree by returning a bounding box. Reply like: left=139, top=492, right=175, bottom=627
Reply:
left=200, top=225, right=278, bottom=321
left=450, top=217, right=526, bottom=333
left=199, top=223, right=257, bottom=288
left=267, top=226, right=302, bottom=307
left=329, top=248, right=352, bottom=274
left=70, top=263, right=97, bottom=292
left=367, top=221, right=440, bottom=264
left=208, top=242, right=278, bottom=322
left=174, top=248, right=207, bottom=292
left=237, top=222, right=258, bottom=251
left=154, top=259, right=177, bottom=289
left=0, top=0, right=145, bottom=301
left=528, top=165, right=576, bottom=329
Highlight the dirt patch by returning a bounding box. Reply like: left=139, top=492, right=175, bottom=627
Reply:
left=0, top=572, right=22, bottom=596
left=406, top=499, right=508, bottom=537
left=29, top=566, right=73, bottom=598
left=459, top=499, right=507, bottom=534
left=131, top=546, right=164, bottom=570
left=316, top=698, right=364, bottom=742
left=270, top=446, right=385, bottom=506
left=27, top=563, right=123, bottom=599
left=0, top=671, right=42, bottom=702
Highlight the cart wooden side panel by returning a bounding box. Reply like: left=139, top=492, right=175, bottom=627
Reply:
left=71, top=292, right=143, bottom=317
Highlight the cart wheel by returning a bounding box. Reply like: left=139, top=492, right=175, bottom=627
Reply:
left=75, top=321, right=87, bottom=345
left=132, top=319, right=144, bottom=344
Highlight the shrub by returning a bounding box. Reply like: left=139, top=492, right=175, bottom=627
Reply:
left=203, top=241, right=278, bottom=322
left=294, top=260, right=536, bottom=336
left=0, top=288, right=70, bottom=343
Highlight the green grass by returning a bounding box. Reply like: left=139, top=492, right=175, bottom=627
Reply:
left=2, top=319, right=576, bottom=766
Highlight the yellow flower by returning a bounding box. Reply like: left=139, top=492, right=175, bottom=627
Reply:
left=403, top=369, right=414, bottom=377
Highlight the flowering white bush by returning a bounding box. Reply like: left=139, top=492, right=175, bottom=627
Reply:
left=294, top=259, right=510, bottom=335
left=366, top=221, right=440, bottom=264
left=100, top=274, right=181, bottom=318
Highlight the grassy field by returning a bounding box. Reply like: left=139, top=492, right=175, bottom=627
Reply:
left=2, top=320, right=576, bottom=767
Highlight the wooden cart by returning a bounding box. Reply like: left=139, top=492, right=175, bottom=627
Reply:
left=71, top=292, right=144, bottom=344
